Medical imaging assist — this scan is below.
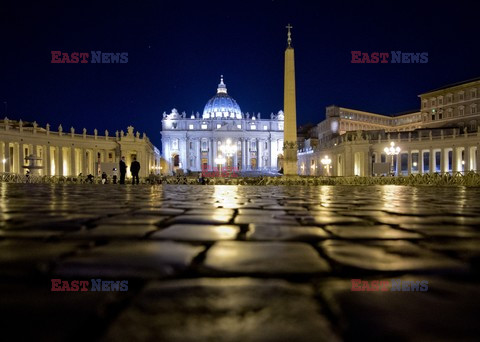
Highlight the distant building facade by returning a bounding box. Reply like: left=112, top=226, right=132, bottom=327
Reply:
left=161, top=77, right=285, bottom=173
left=0, top=119, right=161, bottom=178
left=298, top=77, right=480, bottom=176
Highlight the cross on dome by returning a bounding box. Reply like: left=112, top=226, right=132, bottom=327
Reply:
left=217, top=75, right=227, bottom=94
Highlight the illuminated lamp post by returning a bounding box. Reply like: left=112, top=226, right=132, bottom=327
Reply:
left=220, top=139, right=237, bottom=167
left=214, top=155, right=226, bottom=177
left=384, top=142, right=401, bottom=176
left=321, top=155, right=332, bottom=176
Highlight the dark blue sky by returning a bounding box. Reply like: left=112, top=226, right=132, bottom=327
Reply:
left=1, top=0, right=479, bottom=148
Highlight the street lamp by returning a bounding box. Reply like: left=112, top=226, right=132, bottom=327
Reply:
left=321, top=155, right=332, bottom=176
left=220, top=139, right=237, bottom=168
left=384, top=142, right=401, bottom=176
left=214, top=154, right=226, bottom=176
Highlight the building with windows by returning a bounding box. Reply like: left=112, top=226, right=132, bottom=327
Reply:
left=0, top=119, right=161, bottom=178
left=161, top=76, right=285, bottom=173
left=299, top=77, right=480, bottom=176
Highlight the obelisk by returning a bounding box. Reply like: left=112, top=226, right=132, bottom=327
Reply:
left=283, top=24, right=298, bottom=175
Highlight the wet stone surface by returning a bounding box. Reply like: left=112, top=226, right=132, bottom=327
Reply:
left=0, top=183, right=479, bottom=341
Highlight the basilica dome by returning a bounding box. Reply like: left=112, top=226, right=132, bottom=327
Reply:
left=202, top=76, right=242, bottom=119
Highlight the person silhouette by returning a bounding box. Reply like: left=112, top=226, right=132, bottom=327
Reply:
left=130, top=157, right=140, bottom=185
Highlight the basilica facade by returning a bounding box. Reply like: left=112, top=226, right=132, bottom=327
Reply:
left=161, top=77, right=285, bottom=173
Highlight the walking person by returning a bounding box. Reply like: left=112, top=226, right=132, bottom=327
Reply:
left=130, top=156, right=140, bottom=185
left=119, top=156, right=127, bottom=184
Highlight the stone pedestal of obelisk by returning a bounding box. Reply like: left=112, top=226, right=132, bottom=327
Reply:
left=283, top=24, right=298, bottom=175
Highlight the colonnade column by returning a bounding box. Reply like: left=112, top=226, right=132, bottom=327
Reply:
left=82, top=148, right=87, bottom=175
left=429, top=149, right=434, bottom=174
left=71, top=147, right=76, bottom=176
left=213, top=139, right=217, bottom=167
left=258, top=139, right=263, bottom=169
left=440, top=148, right=447, bottom=174
left=418, top=150, right=423, bottom=175
left=58, top=147, right=64, bottom=176
left=395, top=153, right=401, bottom=176
left=196, top=139, right=201, bottom=171
left=465, top=146, right=471, bottom=172
left=452, top=147, right=458, bottom=173
left=19, top=143, right=25, bottom=174
left=407, top=150, right=412, bottom=175
left=209, top=138, right=213, bottom=167
left=2, top=141, right=9, bottom=173
left=241, top=139, right=246, bottom=170
left=246, top=140, right=251, bottom=170
left=45, top=145, right=51, bottom=175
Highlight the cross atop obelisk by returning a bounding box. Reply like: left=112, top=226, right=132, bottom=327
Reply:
left=286, top=24, right=293, bottom=47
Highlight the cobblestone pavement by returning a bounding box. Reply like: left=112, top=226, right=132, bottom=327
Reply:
left=1, top=183, right=480, bottom=341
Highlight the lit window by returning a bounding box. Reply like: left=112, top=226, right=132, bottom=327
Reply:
left=251, top=125, right=256, bottom=130
left=201, top=124, right=207, bottom=129
left=189, top=124, right=194, bottom=130
left=216, top=124, right=221, bottom=129
left=237, top=124, right=241, bottom=129
left=263, top=125, right=268, bottom=130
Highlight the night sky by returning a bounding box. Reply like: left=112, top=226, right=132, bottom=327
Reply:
left=1, top=0, right=480, bottom=148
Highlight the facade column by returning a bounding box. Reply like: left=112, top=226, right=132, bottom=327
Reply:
left=247, top=140, right=251, bottom=170
left=418, top=150, right=424, bottom=175
left=0, top=142, right=3, bottom=173
left=71, top=147, right=76, bottom=176
left=93, top=148, right=98, bottom=176
left=267, top=138, right=272, bottom=170
left=45, top=145, right=51, bottom=175
left=465, top=146, right=470, bottom=172
left=196, top=139, right=201, bottom=171
left=208, top=138, right=213, bottom=167
left=185, top=138, right=190, bottom=170
left=82, top=148, right=87, bottom=175
left=213, top=139, right=217, bottom=167
left=440, top=148, right=446, bottom=174
left=429, top=149, right=434, bottom=174
left=233, top=139, right=238, bottom=169
left=19, top=143, right=25, bottom=174
left=2, top=142, right=9, bottom=173
left=395, top=154, right=401, bottom=176
left=258, top=139, right=263, bottom=169
left=58, top=146, right=64, bottom=176
left=5, top=142, right=11, bottom=173
left=241, top=138, right=246, bottom=170
left=452, top=147, right=458, bottom=173
left=407, top=150, right=412, bottom=175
